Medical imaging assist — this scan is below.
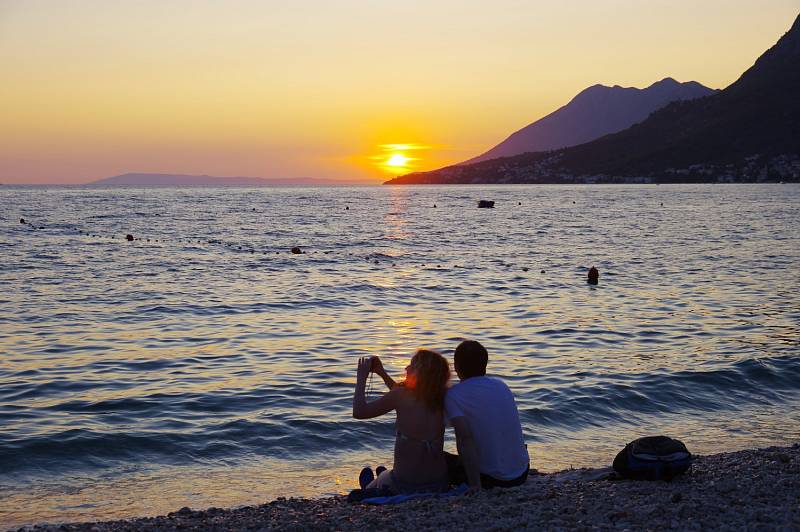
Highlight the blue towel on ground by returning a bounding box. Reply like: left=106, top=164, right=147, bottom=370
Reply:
left=361, top=484, right=468, bottom=505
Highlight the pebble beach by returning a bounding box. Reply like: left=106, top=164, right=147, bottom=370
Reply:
left=15, top=443, right=799, bottom=531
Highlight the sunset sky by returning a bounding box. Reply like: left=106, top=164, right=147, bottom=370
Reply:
left=1, top=1, right=797, bottom=184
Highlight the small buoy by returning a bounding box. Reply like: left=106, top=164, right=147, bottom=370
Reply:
left=126, top=234, right=134, bottom=241
left=19, top=218, right=25, bottom=224
left=434, top=204, right=437, bottom=208
left=346, top=206, right=349, bottom=210
left=252, top=208, right=256, bottom=211
left=540, top=270, right=545, bottom=274
left=518, top=202, right=521, bottom=205
left=522, top=267, right=529, bottom=272
left=660, top=202, right=664, bottom=207
left=291, top=247, right=302, bottom=254
left=572, top=201, right=576, bottom=204
left=588, top=266, right=599, bottom=285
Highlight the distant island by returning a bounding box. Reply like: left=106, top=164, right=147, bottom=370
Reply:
left=387, top=14, right=800, bottom=185
left=90, top=173, right=366, bottom=186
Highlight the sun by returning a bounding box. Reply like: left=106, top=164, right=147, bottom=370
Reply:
left=386, top=153, right=409, bottom=167
left=368, top=143, right=429, bottom=174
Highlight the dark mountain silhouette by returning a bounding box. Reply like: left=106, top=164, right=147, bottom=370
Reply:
left=464, top=78, right=716, bottom=164
left=387, top=14, right=800, bottom=185
left=90, top=173, right=361, bottom=186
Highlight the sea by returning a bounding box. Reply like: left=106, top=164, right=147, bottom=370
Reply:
left=1, top=184, right=799, bottom=527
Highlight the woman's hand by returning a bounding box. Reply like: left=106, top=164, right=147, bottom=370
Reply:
left=370, top=356, right=387, bottom=377
left=357, top=356, right=372, bottom=383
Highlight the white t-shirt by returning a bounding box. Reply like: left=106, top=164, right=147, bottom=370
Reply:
left=444, top=375, right=529, bottom=480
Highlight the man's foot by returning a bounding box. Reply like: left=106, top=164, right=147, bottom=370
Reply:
left=358, top=467, right=374, bottom=489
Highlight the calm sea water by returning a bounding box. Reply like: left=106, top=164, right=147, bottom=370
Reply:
left=1, top=184, right=799, bottom=527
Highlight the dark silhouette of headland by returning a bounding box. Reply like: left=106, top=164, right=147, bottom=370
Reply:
left=463, top=78, right=716, bottom=164
left=386, top=14, right=800, bottom=185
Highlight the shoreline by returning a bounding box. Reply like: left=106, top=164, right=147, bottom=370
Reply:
left=15, top=442, right=799, bottom=531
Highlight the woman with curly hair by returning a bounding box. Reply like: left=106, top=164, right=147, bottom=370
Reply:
left=353, top=349, right=450, bottom=494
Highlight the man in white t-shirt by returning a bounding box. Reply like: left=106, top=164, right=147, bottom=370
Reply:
left=444, top=340, right=530, bottom=490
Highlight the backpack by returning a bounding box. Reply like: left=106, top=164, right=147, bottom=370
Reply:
left=612, top=436, right=692, bottom=480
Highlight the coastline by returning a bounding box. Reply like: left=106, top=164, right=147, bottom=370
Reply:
left=15, top=442, right=799, bottom=531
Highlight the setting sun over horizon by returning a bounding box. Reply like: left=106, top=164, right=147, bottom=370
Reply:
left=366, top=143, right=432, bottom=176
left=1, top=1, right=798, bottom=184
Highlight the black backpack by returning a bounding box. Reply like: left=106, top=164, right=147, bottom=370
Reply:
left=612, top=436, right=692, bottom=480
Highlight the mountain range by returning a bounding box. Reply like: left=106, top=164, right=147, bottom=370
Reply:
left=463, top=78, right=716, bottom=164
left=387, top=14, right=800, bottom=185
left=90, top=173, right=362, bottom=186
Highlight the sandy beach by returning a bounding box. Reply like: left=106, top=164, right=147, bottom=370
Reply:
left=14, top=442, right=798, bottom=531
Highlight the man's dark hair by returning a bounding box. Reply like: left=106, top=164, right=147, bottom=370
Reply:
left=454, top=340, right=488, bottom=379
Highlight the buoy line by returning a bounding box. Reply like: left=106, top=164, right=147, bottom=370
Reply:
left=11, top=218, right=569, bottom=276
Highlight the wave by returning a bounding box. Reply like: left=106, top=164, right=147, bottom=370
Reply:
left=521, top=355, right=800, bottom=429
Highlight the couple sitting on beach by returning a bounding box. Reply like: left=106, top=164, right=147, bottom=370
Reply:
left=353, top=340, right=529, bottom=494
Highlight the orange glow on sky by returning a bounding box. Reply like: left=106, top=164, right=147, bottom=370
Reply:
left=0, top=1, right=797, bottom=184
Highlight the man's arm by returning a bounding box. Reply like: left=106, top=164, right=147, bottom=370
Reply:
left=451, top=416, right=482, bottom=491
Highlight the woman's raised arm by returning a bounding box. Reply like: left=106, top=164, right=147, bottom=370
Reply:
left=371, top=356, right=397, bottom=390
left=353, top=356, right=399, bottom=419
